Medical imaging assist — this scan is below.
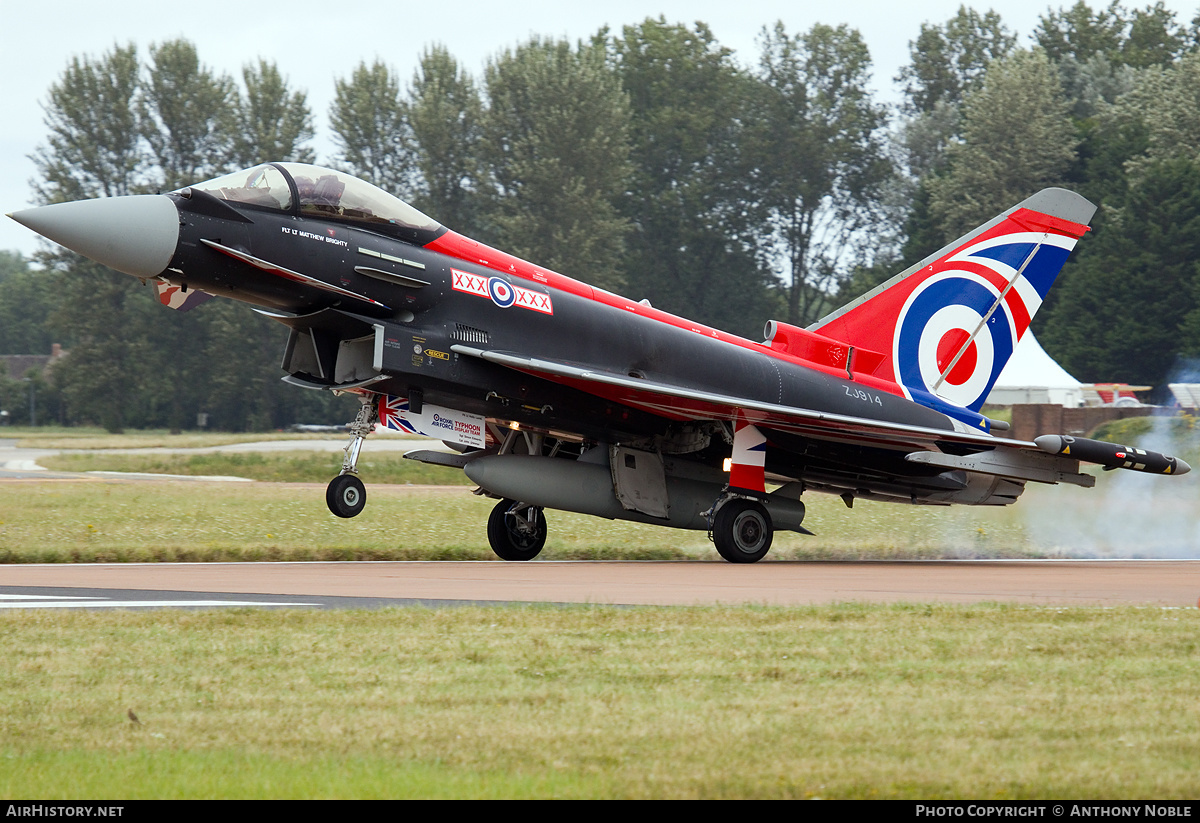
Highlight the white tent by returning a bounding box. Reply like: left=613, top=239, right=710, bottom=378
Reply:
left=986, top=332, right=1085, bottom=407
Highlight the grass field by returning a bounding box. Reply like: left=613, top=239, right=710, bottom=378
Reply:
left=3, top=419, right=1193, bottom=562
left=1, top=605, right=1197, bottom=799
left=37, top=450, right=473, bottom=486
left=4, top=426, right=356, bottom=451
left=6, top=473, right=1188, bottom=563
left=1, top=428, right=1198, bottom=799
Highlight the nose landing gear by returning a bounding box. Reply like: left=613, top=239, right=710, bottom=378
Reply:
left=327, top=474, right=366, bottom=518
left=326, top=395, right=378, bottom=518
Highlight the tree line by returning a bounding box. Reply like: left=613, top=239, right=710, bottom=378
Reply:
left=2, top=4, right=1199, bottom=429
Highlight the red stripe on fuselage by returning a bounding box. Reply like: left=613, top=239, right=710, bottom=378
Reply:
left=425, top=230, right=907, bottom=398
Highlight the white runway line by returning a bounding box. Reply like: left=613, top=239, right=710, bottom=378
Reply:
left=0, top=594, right=321, bottom=609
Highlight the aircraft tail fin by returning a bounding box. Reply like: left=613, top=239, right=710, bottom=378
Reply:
left=811, top=188, right=1095, bottom=414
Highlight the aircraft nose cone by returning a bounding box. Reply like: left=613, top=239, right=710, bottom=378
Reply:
left=8, top=195, right=179, bottom=278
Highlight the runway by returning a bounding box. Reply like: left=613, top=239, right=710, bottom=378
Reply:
left=1, top=439, right=1196, bottom=610
left=2, top=559, right=1198, bottom=609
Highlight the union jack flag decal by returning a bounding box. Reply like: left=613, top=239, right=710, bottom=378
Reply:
left=376, top=395, right=488, bottom=448
left=378, top=395, right=418, bottom=434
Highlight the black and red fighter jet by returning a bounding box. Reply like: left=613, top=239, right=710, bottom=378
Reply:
left=9, top=162, right=1189, bottom=562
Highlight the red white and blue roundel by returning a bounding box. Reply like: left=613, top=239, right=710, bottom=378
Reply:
left=487, top=276, right=516, bottom=308
left=451, top=268, right=553, bottom=314
left=893, top=231, right=1076, bottom=412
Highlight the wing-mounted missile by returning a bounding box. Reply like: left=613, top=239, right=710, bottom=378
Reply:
left=1034, top=434, right=1191, bottom=475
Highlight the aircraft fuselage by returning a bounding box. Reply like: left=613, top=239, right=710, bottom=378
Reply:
left=167, top=187, right=960, bottom=452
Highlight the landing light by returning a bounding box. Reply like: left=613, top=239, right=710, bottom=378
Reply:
left=722, top=458, right=732, bottom=473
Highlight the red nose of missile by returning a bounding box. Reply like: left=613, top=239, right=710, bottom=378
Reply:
left=7, top=195, right=179, bottom=278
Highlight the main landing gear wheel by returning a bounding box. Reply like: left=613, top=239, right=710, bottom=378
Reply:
left=327, top=474, right=366, bottom=518
left=712, top=499, right=773, bottom=563
left=487, top=499, right=547, bottom=561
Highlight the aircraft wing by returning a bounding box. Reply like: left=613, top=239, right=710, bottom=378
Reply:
left=450, top=344, right=1034, bottom=453
left=450, top=345, right=1139, bottom=488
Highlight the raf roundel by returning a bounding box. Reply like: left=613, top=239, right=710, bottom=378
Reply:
left=487, top=277, right=516, bottom=308
left=893, top=271, right=1015, bottom=411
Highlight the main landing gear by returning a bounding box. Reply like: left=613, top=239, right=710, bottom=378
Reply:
left=326, top=396, right=377, bottom=518
left=709, top=497, right=774, bottom=563
left=486, top=499, right=547, bottom=561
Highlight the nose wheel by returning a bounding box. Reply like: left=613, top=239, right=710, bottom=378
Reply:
left=327, top=474, right=366, bottom=518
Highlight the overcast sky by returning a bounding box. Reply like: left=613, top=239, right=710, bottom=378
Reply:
left=3, top=0, right=1198, bottom=255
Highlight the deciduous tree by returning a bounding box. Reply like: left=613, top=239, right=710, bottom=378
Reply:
left=31, top=44, right=146, bottom=203
left=481, top=37, right=631, bottom=290
left=406, top=46, right=486, bottom=235
left=329, top=60, right=412, bottom=195
left=751, top=22, right=891, bottom=326
left=613, top=18, right=773, bottom=337
left=1036, top=2, right=1186, bottom=67
left=229, top=59, right=315, bottom=166
left=927, top=49, right=1077, bottom=244
left=139, top=39, right=235, bottom=191
left=898, top=5, right=1016, bottom=115
left=1039, top=157, right=1200, bottom=385
left=0, top=252, right=56, bottom=356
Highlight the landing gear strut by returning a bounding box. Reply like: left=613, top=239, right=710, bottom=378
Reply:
left=326, top=395, right=377, bottom=518
left=486, top=499, right=547, bottom=561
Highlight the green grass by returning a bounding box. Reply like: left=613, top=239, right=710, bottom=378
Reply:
left=38, top=450, right=472, bottom=485
left=0, top=425, right=109, bottom=440
left=4, top=425, right=1196, bottom=562
left=1, top=605, right=1197, bottom=799
left=3, top=463, right=1196, bottom=563
left=1, top=475, right=1152, bottom=563
left=14, top=430, right=356, bottom=450
left=979, top=405, right=1013, bottom=426
left=3, top=431, right=1196, bottom=799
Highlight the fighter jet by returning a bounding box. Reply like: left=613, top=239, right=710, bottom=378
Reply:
left=8, top=162, right=1190, bottom=562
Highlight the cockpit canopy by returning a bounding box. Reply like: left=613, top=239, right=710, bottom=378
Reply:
left=180, top=163, right=443, bottom=243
